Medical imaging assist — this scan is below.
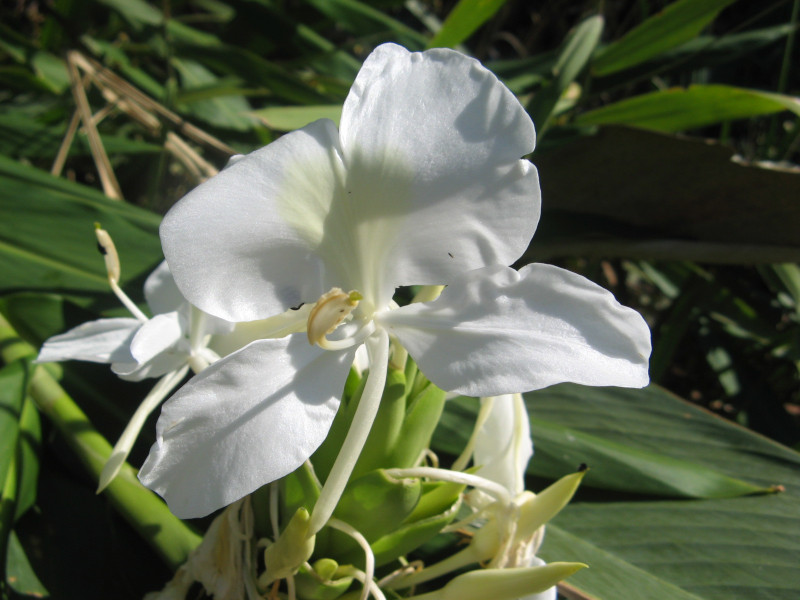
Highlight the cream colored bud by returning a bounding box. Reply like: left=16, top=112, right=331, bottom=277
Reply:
left=94, top=223, right=121, bottom=284
left=307, top=288, right=362, bottom=347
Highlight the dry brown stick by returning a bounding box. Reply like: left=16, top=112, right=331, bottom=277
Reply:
left=51, top=108, right=81, bottom=177
left=165, top=132, right=219, bottom=179
left=66, top=51, right=124, bottom=200
left=70, top=51, right=236, bottom=157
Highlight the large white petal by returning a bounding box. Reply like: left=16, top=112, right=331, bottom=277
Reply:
left=160, top=119, right=346, bottom=322
left=144, top=261, right=185, bottom=315
left=338, top=44, right=539, bottom=300
left=36, top=318, right=140, bottom=364
left=138, top=336, right=356, bottom=519
left=379, top=264, right=651, bottom=395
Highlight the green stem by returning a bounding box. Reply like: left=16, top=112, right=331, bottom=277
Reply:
left=0, top=314, right=201, bottom=570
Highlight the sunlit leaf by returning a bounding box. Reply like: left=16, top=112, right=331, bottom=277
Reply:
left=427, top=0, right=509, bottom=49
left=591, top=0, right=739, bottom=76
left=575, top=85, right=800, bottom=132
left=0, top=156, right=162, bottom=295
left=251, top=105, right=342, bottom=132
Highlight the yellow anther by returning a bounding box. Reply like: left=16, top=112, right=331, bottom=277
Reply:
left=307, top=288, right=360, bottom=347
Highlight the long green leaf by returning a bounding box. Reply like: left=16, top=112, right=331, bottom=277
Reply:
left=6, top=530, right=48, bottom=597
left=542, top=494, right=800, bottom=599
left=427, top=0, right=509, bottom=49
left=591, top=0, right=739, bottom=76
left=0, top=156, right=162, bottom=295
left=527, top=15, right=604, bottom=131
left=436, top=386, right=776, bottom=498
left=575, top=84, right=800, bottom=132
left=302, top=0, right=427, bottom=49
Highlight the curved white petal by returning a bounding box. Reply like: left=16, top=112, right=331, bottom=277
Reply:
left=474, top=394, right=532, bottom=498
left=138, top=336, right=356, bottom=518
left=144, top=261, right=185, bottom=315
left=160, top=119, right=345, bottom=322
left=111, top=351, right=188, bottom=382
left=379, top=264, right=651, bottom=395
left=338, top=44, right=539, bottom=300
left=36, top=318, right=140, bottom=364
left=130, top=312, right=186, bottom=364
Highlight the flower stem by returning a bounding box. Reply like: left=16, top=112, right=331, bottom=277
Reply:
left=308, top=329, right=389, bottom=536
left=97, top=364, right=189, bottom=493
left=383, top=467, right=512, bottom=506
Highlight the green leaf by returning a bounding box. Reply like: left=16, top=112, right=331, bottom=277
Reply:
left=302, top=0, right=427, bottom=49
left=173, top=43, right=336, bottom=105
left=526, top=384, right=800, bottom=495
left=528, top=126, right=800, bottom=263
left=427, top=0, right=509, bottom=49
left=370, top=499, right=461, bottom=567
left=0, top=156, right=162, bottom=295
left=6, top=530, right=48, bottom=597
left=95, top=0, right=163, bottom=29
left=171, top=58, right=257, bottom=132
left=0, top=111, right=162, bottom=160
left=527, top=15, right=604, bottom=130
left=541, top=494, right=800, bottom=599
left=436, top=386, right=772, bottom=498
left=591, top=0, right=739, bottom=76
left=251, top=105, right=343, bottom=132
left=575, top=85, right=800, bottom=132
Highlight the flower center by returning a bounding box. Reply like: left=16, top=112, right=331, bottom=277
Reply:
left=307, top=288, right=364, bottom=349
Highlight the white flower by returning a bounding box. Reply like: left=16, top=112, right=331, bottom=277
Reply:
left=469, top=394, right=533, bottom=507
left=37, top=255, right=232, bottom=490
left=139, top=43, right=650, bottom=520
left=37, top=260, right=228, bottom=380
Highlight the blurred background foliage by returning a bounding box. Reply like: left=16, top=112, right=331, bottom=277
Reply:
left=1, top=0, right=800, bottom=599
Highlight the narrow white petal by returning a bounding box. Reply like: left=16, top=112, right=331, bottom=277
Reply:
left=473, top=394, right=533, bottom=498
left=144, top=261, right=185, bottom=315
left=36, top=318, right=140, bottom=364
left=209, top=304, right=312, bottom=358
left=379, top=264, right=651, bottom=395
left=337, top=44, right=539, bottom=298
left=138, top=336, right=356, bottom=519
left=97, top=366, right=189, bottom=493
left=160, top=119, right=346, bottom=322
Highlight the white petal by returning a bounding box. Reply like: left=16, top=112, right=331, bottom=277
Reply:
left=36, top=318, right=140, bottom=364
left=208, top=304, right=312, bottom=358
left=144, top=261, right=185, bottom=315
left=379, top=264, right=651, bottom=395
left=160, top=119, right=345, bottom=322
left=130, top=312, right=186, bottom=364
left=338, top=44, right=539, bottom=297
left=138, top=336, right=356, bottom=518
left=474, top=394, right=532, bottom=498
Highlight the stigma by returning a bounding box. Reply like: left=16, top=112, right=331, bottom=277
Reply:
left=307, top=288, right=363, bottom=349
